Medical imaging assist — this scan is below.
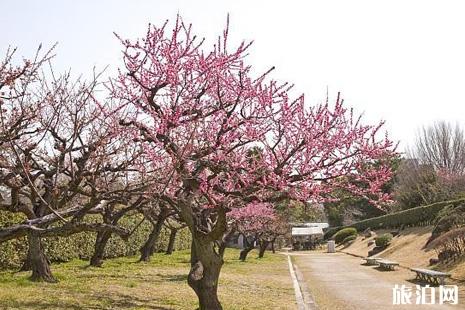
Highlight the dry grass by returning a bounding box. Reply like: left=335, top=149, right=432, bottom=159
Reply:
left=339, top=226, right=436, bottom=268
left=339, top=226, right=465, bottom=299
left=0, top=249, right=295, bottom=310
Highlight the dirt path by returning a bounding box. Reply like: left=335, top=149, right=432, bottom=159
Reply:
left=292, top=252, right=463, bottom=310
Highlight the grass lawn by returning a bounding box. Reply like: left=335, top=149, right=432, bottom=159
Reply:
left=0, top=248, right=295, bottom=310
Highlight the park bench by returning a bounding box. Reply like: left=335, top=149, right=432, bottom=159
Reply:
left=410, top=268, right=451, bottom=285
left=363, top=257, right=382, bottom=266
left=378, top=260, right=399, bottom=270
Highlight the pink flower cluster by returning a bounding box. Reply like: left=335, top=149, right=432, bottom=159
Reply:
left=111, top=15, right=398, bottom=223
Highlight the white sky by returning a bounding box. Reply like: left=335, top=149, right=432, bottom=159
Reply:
left=2, top=0, right=465, bottom=152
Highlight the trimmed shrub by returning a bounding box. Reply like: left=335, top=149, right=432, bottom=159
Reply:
left=0, top=212, right=28, bottom=269
left=333, top=227, right=357, bottom=244
left=325, top=198, right=465, bottom=238
left=342, top=234, right=356, bottom=244
left=324, top=226, right=342, bottom=240
left=375, top=233, right=393, bottom=247
left=427, top=203, right=465, bottom=245
left=0, top=211, right=192, bottom=270
left=349, top=200, right=459, bottom=231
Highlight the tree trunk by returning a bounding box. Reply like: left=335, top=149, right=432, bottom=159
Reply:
left=218, top=228, right=235, bottom=257
left=258, top=240, right=269, bottom=258
left=27, top=232, right=56, bottom=282
left=239, top=246, right=254, bottom=261
left=239, top=234, right=256, bottom=261
left=271, top=238, right=276, bottom=254
left=139, top=216, right=165, bottom=262
left=20, top=250, right=32, bottom=271
left=165, top=228, right=177, bottom=255
left=89, top=231, right=112, bottom=267
left=188, top=238, right=224, bottom=310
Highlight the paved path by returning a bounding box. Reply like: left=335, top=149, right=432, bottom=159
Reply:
left=292, top=252, right=462, bottom=310
left=286, top=254, right=317, bottom=310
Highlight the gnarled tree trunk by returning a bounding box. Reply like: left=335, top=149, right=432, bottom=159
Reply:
left=258, top=239, right=269, bottom=258
left=27, top=232, right=56, bottom=282
left=239, top=234, right=256, bottom=262
left=271, top=237, right=276, bottom=253
left=165, top=228, right=177, bottom=255
left=88, top=199, right=143, bottom=267
left=178, top=195, right=227, bottom=309
left=188, top=238, right=224, bottom=310
left=239, top=246, right=254, bottom=261
left=90, top=231, right=112, bottom=267
left=139, top=215, right=165, bottom=262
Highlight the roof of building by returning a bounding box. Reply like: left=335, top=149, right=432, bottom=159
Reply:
left=291, top=226, right=324, bottom=236
left=303, top=222, right=329, bottom=229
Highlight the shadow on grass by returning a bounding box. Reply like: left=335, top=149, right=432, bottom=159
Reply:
left=73, top=272, right=149, bottom=281
left=0, top=300, right=87, bottom=310
left=0, top=292, right=174, bottom=310
left=156, top=273, right=187, bottom=282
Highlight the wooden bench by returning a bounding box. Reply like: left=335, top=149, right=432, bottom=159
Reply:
left=378, top=260, right=399, bottom=270
left=411, top=268, right=451, bottom=285
left=363, top=257, right=382, bottom=266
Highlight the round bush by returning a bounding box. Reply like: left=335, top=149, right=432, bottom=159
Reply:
left=333, top=227, right=357, bottom=244
left=375, top=233, right=393, bottom=247
left=342, top=234, right=356, bottom=244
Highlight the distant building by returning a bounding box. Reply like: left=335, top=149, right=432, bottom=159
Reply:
left=227, top=233, right=247, bottom=249
left=291, top=222, right=328, bottom=250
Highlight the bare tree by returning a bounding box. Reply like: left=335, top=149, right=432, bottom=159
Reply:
left=395, top=121, right=465, bottom=209
left=0, top=54, right=141, bottom=281
left=410, top=121, right=465, bottom=174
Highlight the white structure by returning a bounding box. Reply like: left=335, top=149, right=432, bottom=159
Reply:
left=327, top=240, right=335, bottom=253
left=291, top=222, right=328, bottom=250
left=291, top=226, right=324, bottom=237
left=291, top=222, right=329, bottom=237
left=303, top=222, right=329, bottom=229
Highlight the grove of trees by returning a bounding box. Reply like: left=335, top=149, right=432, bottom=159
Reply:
left=0, top=16, right=397, bottom=310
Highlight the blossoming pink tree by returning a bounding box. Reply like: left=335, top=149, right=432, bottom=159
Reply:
left=228, top=202, right=281, bottom=261
left=112, top=16, right=396, bottom=310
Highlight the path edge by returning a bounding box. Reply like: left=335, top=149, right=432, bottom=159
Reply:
left=286, top=254, right=318, bottom=310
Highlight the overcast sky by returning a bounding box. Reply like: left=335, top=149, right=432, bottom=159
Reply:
left=2, top=0, right=465, bottom=152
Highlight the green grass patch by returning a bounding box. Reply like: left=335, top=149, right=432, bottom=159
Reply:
left=0, top=248, right=295, bottom=309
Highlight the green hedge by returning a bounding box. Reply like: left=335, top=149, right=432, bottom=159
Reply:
left=342, top=234, right=357, bottom=244
left=324, top=226, right=343, bottom=240
left=0, top=212, right=191, bottom=269
left=324, top=198, right=465, bottom=239
left=333, top=227, right=357, bottom=244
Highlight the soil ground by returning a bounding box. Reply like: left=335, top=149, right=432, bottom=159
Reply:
left=340, top=226, right=465, bottom=297
left=292, top=252, right=463, bottom=310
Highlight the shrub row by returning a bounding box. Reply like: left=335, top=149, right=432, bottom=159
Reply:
left=0, top=212, right=191, bottom=269
left=341, top=234, right=357, bottom=245
left=333, top=227, right=357, bottom=244
left=324, top=198, right=465, bottom=239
